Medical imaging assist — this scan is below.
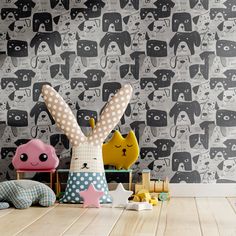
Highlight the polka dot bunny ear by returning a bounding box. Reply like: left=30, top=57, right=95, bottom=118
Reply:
left=41, top=84, right=133, bottom=146
left=41, top=85, right=86, bottom=146
left=87, top=84, right=133, bottom=145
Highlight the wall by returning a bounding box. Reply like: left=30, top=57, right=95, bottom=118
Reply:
left=0, top=0, right=236, bottom=183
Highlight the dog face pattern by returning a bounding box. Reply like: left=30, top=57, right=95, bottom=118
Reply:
left=0, top=1, right=236, bottom=183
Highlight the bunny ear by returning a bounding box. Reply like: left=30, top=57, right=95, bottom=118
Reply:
left=88, top=84, right=133, bottom=145
left=41, top=85, right=86, bottom=146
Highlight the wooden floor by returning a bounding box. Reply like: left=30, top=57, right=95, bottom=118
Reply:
left=0, top=198, right=236, bottom=236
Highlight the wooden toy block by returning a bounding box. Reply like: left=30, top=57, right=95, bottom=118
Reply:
left=149, top=198, right=158, bottom=206
left=134, top=169, right=170, bottom=202
left=142, top=169, right=150, bottom=190
left=150, top=181, right=155, bottom=192
left=150, top=192, right=159, bottom=199
left=163, top=178, right=169, bottom=192
left=135, top=184, right=143, bottom=193
left=155, top=180, right=163, bottom=193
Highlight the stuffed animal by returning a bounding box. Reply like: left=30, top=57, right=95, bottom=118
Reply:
left=0, top=180, right=56, bottom=209
left=103, top=130, right=139, bottom=170
left=12, top=139, right=59, bottom=171
left=41, top=84, right=133, bottom=203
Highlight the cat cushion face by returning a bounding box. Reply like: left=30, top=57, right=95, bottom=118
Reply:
left=102, top=130, right=139, bottom=170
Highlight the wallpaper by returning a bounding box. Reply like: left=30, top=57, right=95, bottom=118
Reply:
left=0, top=0, right=236, bottom=184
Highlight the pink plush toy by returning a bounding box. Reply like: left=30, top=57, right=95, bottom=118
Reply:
left=12, top=139, right=59, bottom=170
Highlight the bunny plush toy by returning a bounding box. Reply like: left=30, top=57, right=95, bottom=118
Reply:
left=42, top=84, right=133, bottom=203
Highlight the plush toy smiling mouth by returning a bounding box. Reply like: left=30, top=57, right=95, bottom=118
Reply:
left=31, top=162, right=39, bottom=166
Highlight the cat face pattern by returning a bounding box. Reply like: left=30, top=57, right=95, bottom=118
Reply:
left=0, top=0, right=236, bottom=183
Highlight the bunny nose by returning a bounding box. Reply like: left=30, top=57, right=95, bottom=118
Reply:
left=82, top=163, right=88, bottom=169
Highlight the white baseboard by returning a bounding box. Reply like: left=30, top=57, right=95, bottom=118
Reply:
left=61, top=183, right=236, bottom=197
left=170, top=184, right=236, bottom=197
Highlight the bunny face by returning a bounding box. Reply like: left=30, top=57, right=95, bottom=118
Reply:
left=71, top=144, right=104, bottom=172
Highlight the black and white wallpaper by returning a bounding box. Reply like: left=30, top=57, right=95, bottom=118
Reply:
left=0, top=0, right=236, bottom=183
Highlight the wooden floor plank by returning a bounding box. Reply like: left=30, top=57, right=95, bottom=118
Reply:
left=0, top=205, right=56, bottom=236
left=109, top=203, right=161, bottom=236
left=0, top=208, right=14, bottom=218
left=196, top=198, right=220, bottom=236
left=17, top=204, right=87, bottom=236
left=0, top=198, right=234, bottom=236
left=227, top=198, right=236, bottom=213
left=155, top=202, right=166, bottom=236
left=160, top=198, right=202, bottom=236
left=199, top=198, right=236, bottom=236
left=63, top=207, right=123, bottom=236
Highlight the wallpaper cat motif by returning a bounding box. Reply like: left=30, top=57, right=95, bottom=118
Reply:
left=0, top=0, right=236, bottom=183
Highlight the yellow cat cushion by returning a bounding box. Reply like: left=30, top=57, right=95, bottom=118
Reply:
left=102, top=130, right=139, bottom=170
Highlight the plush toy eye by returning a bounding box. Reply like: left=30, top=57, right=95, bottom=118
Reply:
left=39, top=153, right=48, bottom=162
left=127, top=144, right=133, bottom=147
left=20, top=153, right=28, bottom=162
left=115, top=145, right=121, bottom=148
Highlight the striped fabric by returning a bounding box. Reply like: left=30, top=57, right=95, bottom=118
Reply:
left=0, top=180, right=56, bottom=209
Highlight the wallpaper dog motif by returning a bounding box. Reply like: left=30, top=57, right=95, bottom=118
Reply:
left=0, top=0, right=236, bottom=183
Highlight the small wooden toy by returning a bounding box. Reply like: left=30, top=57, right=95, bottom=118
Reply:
left=109, top=183, right=133, bottom=208
left=132, top=190, right=158, bottom=206
left=126, top=202, right=153, bottom=211
left=79, top=184, right=104, bottom=208
left=103, top=130, right=139, bottom=170
left=134, top=169, right=170, bottom=201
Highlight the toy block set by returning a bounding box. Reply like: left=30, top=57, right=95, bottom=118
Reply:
left=134, top=169, right=170, bottom=203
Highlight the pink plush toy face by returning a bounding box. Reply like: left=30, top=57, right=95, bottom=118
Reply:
left=12, top=139, right=59, bottom=170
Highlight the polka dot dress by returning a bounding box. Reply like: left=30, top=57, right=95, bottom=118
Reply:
left=60, top=172, right=112, bottom=203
